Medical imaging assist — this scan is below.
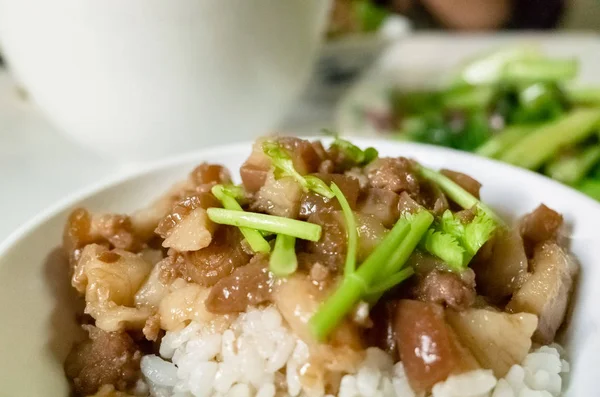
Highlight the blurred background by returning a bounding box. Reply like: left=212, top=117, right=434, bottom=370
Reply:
left=1, top=0, right=600, bottom=240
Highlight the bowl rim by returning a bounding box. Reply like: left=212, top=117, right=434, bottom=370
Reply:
left=2, top=136, right=600, bottom=256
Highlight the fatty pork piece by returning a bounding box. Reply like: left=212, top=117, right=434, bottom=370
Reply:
left=251, top=173, right=303, bottom=218
left=520, top=204, right=564, bottom=246
left=240, top=137, right=321, bottom=193
left=63, top=209, right=144, bottom=267
left=366, top=300, right=399, bottom=360
left=72, top=244, right=153, bottom=332
left=273, top=275, right=364, bottom=375
left=507, top=241, right=578, bottom=344
left=188, top=162, right=232, bottom=187
left=446, top=309, right=538, bottom=378
left=413, top=269, right=476, bottom=310
left=364, top=157, right=420, bottom=195
left=157, top=281, right=217, bottom=332
left=298, top=173, right=360, bottom=219
left=134, top=258, right=172, bottom=310
left=155, top=192, right=219, bottom=252
left=470, top=227, right=529, bottom=301
left=172, top=226, right=251, bottom=287
left=417, top=180, right=449, bottom=216
left=407, top=250, right=477, bottom=310
left=305, top=210, right=388, bottom=271
left=205, top=253, right=273, bottom=314
left=129, top=163, right=230, bottom=242
left=65, top=325, right=142, bottom=396
left=440, top=169, right=482, bottom=199
left=357, top=188, right=400, bottom=228
left=394, top=300, right=479, bottom=393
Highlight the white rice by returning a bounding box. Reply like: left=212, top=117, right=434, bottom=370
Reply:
left=141, top=306, right=570, bottom=397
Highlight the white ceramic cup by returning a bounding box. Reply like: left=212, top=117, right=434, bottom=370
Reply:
left=0, top=0, right=330, bottom=160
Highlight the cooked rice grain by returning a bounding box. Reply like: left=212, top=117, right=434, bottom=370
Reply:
left=141, top=306, right=569, bottom=397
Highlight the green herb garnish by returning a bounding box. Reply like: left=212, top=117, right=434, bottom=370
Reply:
left=262, top=140, right=334, bottom=198
left=211, top=185, right=270, bottom=253
left=309, top=210, right=433, bottom=341
left=419, top=165, right=502, bottom=224
left=269, top=234, right=297, bottom=276
left=331, top=137, right=379, bottom=166
left=207, top=208, right=322, bottom=242
left=422, top=209, right=496, bottom=271
left=331, top=182, right=358, bottom=275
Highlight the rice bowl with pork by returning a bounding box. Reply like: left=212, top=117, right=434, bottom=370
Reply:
left=0, top=137, right=598, bottom=397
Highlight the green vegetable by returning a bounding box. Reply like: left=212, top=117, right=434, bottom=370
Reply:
left=545, top=146, right=600, bottom=185
left=269, top=234, right=297, bottom=276
left=331, top=137, right=379, bottom=166
left=207, top=208, right=322, bottom=242
left=353, top=0, right=389, bottom=32
left=475, top=125, right=535, bottom=158
left=399, top=114, right=454, bottom=148
left=442, top=85, right=495, bottom=110
left=309, top=210, right=433, bottom=341
left=502, top=59, right=578, bottom=84
left=418, top=166, right=503, bottom=224
left=211, top=185, right=270, bottom=253
left=331, top=182, right=358, bottom=275
left=453, top=45, right=542, bottom=86
left=512, top=83, right=565, bottom=123
left=453, top=111, right=492, bottom=151
left=262, top=140, right=334, bottom=198
left=577, top=179, right=600, bottom=200
left=499, top=108, right=600, bottom=169
left=422, top=209, right=497, bottom=271
left=399, top=111, right=491, bottom=151
left=566, top=87, right=600, bottom=106
left=385, top=45, right=600, bottom=202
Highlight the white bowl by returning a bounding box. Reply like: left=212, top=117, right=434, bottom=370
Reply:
left=0, top=139, right=598, bottom=396
left=0, top=0, right=330, bottom=160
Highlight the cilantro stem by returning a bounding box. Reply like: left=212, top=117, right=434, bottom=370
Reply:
left=368, top=210, right=434, bottom=303
left=262, top=140, right=334, bottom=198
left=331, top=182, right=357, bottom=275
left=211, top=185, right=271, bottom=253
left=269, top=234, right=297, bottom=276
left=382, top=211, right=434, bottom=277
left=419, top=166, right=503, bottom=225
left=367, top=268, right=415, bottom=295
left=207, top=208, right=322, bottom=242
left=309, top=210, right=433, bottom=341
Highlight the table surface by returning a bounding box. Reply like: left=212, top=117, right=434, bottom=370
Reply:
left=0, top=69, right=337, bottom=241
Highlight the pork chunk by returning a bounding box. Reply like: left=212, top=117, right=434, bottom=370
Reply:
left=65, top=326, right=141, bottom=396
left=365, top=157, right=420, bottom=194
left=507, top=241, right=578, bottom=344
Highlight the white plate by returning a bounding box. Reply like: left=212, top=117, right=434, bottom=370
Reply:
left=0, top=138, right=599, bottom=396
left=335, top=33, right=600, bottom=136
